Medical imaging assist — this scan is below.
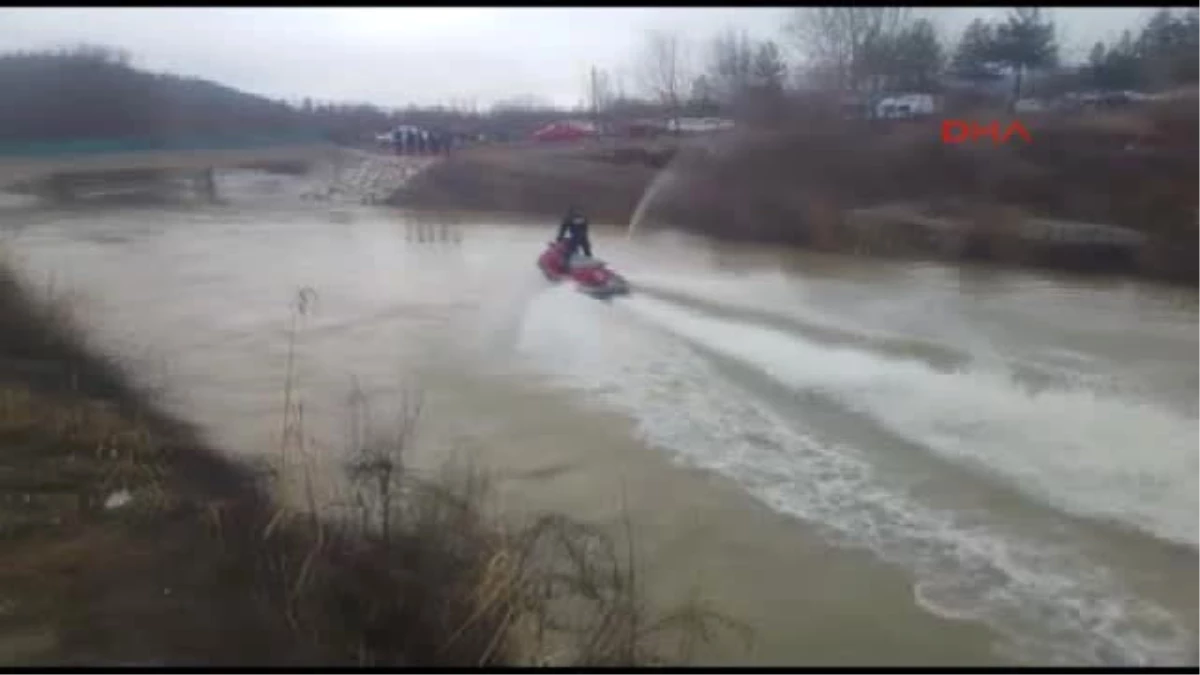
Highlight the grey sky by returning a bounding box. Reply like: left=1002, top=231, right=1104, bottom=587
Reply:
left=0, top=7, right=1155, bottom=109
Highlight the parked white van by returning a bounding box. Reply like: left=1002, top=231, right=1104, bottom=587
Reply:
left=875, top=94, right=938, bottom=119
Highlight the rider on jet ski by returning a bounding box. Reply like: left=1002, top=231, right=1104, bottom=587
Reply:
left=556, top=205, right=592, bottom=266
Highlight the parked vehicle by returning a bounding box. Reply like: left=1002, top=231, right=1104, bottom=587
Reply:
left=532, top=121, right=596, bottom=142
left=875, top=94, right=938, bottom=120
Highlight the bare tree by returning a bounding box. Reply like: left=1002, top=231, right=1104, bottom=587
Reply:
left=637, top=30, right=689, bottom=131
left=612, top=67, right=629, bottom=103
left=992, top=7, right=1058, bottom=104
left=783, top=8, right=911, bottom=93
left=708, top=28, right=756, bottom=105
left=587, top=66, right=616, bottom=128
left=951, top=17, right=1001, bottom=85
left=870, top=18, right=945, bottom=93
left=689, top=74, right=719, bottom=114
left=750, top=40, right=789, bottom=117
left=598, top=68, right=615, bottom=110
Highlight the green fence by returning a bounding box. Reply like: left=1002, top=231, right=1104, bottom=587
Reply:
left=0, top=131, right=329, bottom=158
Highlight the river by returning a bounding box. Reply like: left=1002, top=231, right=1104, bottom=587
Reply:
left=1, top=171, right=1196, bottom=666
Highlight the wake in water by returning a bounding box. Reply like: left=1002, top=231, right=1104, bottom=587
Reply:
left=477, top=264, right=553, bottom=358
left=625, top=294, right=1198, bottom=548
left=513, top=283, right=1196, bottom=666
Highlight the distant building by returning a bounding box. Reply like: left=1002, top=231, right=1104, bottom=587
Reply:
left=667, top=117, right=736, bottom=134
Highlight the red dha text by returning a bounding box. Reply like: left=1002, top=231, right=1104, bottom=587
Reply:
left=941, top=120, right=1033, bottom=144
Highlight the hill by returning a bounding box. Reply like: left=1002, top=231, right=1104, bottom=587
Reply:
left=0, top=46, right=309, bottom=143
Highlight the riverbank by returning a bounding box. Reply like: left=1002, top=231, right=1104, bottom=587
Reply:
left=390, top=140, right=668, bottom=225
left=390, top=97, right=1197, bottom=285
left=0, top=253, right=729, bottom=665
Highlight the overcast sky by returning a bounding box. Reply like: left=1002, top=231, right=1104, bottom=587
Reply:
left=0, top=7, right=1155, bottom=109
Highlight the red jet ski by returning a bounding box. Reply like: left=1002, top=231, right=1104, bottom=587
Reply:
left=537, top=239, right=631, bottom=298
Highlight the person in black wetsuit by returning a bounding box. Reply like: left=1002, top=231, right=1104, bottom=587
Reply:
left=556, top=205, right=592, bottom=265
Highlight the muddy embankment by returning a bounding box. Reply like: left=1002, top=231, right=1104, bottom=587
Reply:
left=391, top=97, right=1198, bottom=285
left=389, top=141, right=671, bottom=225
left=301, top=148, right=442, bottom=205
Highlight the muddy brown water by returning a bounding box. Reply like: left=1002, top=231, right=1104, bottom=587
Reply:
left=1, top=171, right=1196, bottom=666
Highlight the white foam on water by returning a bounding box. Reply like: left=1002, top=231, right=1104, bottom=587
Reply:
left=632, top=270, right=880, bottom=338
left=514, top=287, right=1195, bottom=666
left=623, top=294, right=1199, bottom=549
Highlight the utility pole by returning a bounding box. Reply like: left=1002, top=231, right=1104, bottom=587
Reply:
left=589, top=66, right=599, bottom=131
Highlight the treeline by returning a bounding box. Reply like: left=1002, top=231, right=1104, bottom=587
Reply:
left=606, top=7, right=1199, bottom=125
left=1084, top=9, right=1199, bottom=91
left=784, top=8, right=1199, bottom=99
left=0, top=44, right=688, bottom=146
left=786, top=9, right=946, bottom=96
left=0, top=45, right=574, bottom=145
left=590, top=29, right=790, bottom=128
left=0, top=46, right=305, bottom=143
left=2, top=8, right=1196, bottom=146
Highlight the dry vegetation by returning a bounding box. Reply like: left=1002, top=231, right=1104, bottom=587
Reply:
left=659, top=94, right=1196, bottom=282
left=0, top=259, right=749, bottom=666
left=390, top=141, right=668, bottom=225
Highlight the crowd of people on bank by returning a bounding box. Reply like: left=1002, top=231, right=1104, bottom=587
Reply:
left=385, top=125, right=453, bottom=156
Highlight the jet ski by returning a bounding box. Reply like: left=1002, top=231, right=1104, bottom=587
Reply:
left=537, top=239, right=631, bottom=299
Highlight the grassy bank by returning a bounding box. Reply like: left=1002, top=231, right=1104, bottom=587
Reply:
left=0, top=257, right=744, bottom=665
left=651, top=98, right=1196, bottom=283
left=392, top=97, right=1197, bottom=285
